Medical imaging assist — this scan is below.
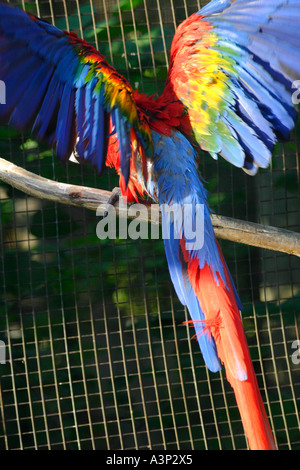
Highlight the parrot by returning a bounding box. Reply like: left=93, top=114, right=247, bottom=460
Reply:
left=0, top=0, right=299, bottom=450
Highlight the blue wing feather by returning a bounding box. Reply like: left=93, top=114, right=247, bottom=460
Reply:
left=56, top=85, right=76, bottom=161
left=192, top=0, right=300, bottom=173
left=0, top=3, right=150, bottom=182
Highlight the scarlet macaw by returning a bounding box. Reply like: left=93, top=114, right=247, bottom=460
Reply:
left=1, top=0, right=299, bottom=450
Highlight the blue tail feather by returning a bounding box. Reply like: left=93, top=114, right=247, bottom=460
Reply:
left=162, top=223, right=222, bottom=373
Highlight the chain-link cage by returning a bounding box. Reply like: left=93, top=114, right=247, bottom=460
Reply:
left=0, top=0, right=299, bottom=451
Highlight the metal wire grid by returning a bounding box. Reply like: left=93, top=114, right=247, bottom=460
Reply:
left=0, top=0, right=299, bottom=450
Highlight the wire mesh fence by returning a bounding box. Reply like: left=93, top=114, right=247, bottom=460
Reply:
left=0, top=0, right=299, bottom=450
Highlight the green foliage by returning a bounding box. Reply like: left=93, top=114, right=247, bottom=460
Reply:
left=54, top=0, right=172, bottom=96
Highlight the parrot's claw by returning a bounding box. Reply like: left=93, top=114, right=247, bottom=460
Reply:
left=103, top=187, right=123, bottom=218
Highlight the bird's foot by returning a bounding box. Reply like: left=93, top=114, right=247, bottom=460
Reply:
left=103, top=187, right=123, bottom=218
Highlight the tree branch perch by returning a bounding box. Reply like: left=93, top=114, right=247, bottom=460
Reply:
left=0, top=157, right=299, bottom=257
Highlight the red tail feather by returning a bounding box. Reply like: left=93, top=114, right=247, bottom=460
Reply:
left=181, top=239, right=276, bottom=450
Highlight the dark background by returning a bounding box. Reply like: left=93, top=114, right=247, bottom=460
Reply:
left=0, top=0, right=299, bottom=450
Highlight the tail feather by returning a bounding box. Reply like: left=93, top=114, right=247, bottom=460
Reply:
left=151, top=129, right=276, bottom=449
left=162, top=212, right=222, bottom=373
left=230, top=359, right=276, bottom=450
left=181, top=238, right=276, bottom=450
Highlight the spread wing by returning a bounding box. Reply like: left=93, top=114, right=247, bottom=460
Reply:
left=166, top=0, right=300, bottom=175
left=0, top=4, right=152, bottom=186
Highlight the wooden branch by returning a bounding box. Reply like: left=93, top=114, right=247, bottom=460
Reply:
left=0, top=157, right=299, bottom=257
